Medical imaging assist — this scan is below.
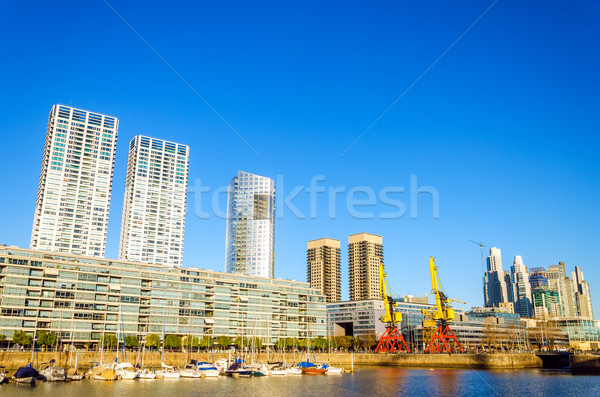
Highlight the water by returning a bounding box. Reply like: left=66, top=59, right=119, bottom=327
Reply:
left=2, top=367, right=600, bottom=396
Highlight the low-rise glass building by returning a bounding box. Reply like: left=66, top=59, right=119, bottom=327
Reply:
left=0, top=246, right=326, bottom=345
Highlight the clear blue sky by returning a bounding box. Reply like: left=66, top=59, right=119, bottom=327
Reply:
left=1, top=1, right=598, bottom=315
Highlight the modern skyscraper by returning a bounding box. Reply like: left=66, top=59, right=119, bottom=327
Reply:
left=532, top=286, right=561, bottom=319
left=547, top=262, right=576, bottom=318
left=30, top=105, right=118, bottom=257
left=511, top=256, right=532, bottom=318
left=529, top=267, right=549, bottom=289
left=483, top=247, right=510, bottom=308
left=572, top=266, right=593, bottom=320
left=307, top=238, right=341, bottom=303
left=348, top=232, right=383, bottom=301
left=225, top=171, right=275, bottom=278
left=118, top=136, right=189, bottom=267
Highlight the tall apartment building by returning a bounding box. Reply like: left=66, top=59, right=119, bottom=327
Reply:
left=572, top=266, right=594, bottom=320
left=118, top=136, right=189, bottom=267
left=532, top=286, right=561, bottom=319
left=348, top=232, right=383, bottom=301
left=529, top=267, right=548, bottom=289
left=30, top=105, right=118, bottom=257
left=307, top=238, right=341, bottom=303
left=547, top=262, right=576, bottom=318
left=225, top=171, right=275, bottom=278
left=483, top=247, right=511, bottom=308
left=511, top=256, right=532, bottom=318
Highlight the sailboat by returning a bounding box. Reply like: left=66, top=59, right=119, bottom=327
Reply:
left=39, top=359, right=66, bottom=381
left=12, top=364, right=38, bottom=384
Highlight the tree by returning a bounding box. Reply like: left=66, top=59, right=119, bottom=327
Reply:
left=359, top=332, right=377, bottom=351
left=217, top=336, right=232, bottom=349
left=234, top=336, right=249, bottom=350
left=199, top=336, right=214, bottom=350
left=312, top=337, right=328, bottom=351
left=164, top=335, right=182, bottom=351
left=124, top=335, right=139, bottom=349
left=146, top=334, right=161, bottom=350
left=84, top=341, right=93, bottom=351
left=103, top=333, right=118, bottom=350
left=37, top=331, right=57, bottom=350
left=12, top=330, right=32, bottom=347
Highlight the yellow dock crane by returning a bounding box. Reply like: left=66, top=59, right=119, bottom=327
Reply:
left=374, top=264, right=410, bottom=353
left=422, top=256, right=465, bottom=353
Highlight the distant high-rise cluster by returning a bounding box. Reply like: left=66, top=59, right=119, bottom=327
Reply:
left=30, top=105, right=189, bottom=267
left=483, top=247, right=593, bottom=320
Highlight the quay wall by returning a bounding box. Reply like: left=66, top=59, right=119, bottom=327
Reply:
left=570, top=354, right=600, bottom=374
left=0, top=351, right=545, bottom=370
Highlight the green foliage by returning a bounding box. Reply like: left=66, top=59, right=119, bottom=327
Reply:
left=164, top=335, right=182, bottom=350
left=145, top=334, right=161, bottom=349
left=124, top=335, right=139, bottom=348
left=217, top=336, right=232, bottom=349
left=199, top=336, right=214, bottom=349
left=37, top=331, right=57, bottom=348
left=84, top=341, right=93, bottom=351
left=12, top=330, right=33, bottom=347
left=251, top=337, right=263, bottom=350
left=0, top=334, right=6, bottom=343
left=234, top=336, right=249, bottom=349
left=311, top=337, right=328, bottom=351
left=103, top=333, right=118, bottom=349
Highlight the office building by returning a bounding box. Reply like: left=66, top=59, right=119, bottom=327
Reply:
left=225, top=171, right=275, bottom=278
left=511, top=256, right=532, bottom=318
left=307, top=238, right=341, bottom=303
left=483, top=247, right=510, bottom=308
left=30, top=105, right=118, bottom=257
left=118, top=136, right=189, bottom=267
left=529, top=267, right=548, bottom=289
left=532, top=287, right=561, bottom=319
left=0, top=246, right=326, bottom=344
left=348, top=233, right=383, bottom=301
left=572, top=266, right=594, bottom=320
left=547, top=262, right=576, bottom=318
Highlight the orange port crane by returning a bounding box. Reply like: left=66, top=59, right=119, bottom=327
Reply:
left=423, top=256, right=465, bottom=353
left=374, top=264, right=410, bottom=353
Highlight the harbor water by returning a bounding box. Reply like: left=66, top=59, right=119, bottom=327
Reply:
left=1, top=367, right=599, bottom=396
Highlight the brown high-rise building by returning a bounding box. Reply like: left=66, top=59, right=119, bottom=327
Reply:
left=348, top=232, right=383, bottom=301
left=307, top=238, right=341, bottom=303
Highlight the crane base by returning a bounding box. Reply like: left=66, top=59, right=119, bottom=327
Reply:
left=426, top=325, right=464, bottom=353
left=375, top=326, right=410, bottom=353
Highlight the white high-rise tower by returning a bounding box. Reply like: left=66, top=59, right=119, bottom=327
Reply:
left=30, top=105, right=118, bottom=257
left=118, top=136, right=189, bottom=267
left=225, top=171, right=275, bottom=278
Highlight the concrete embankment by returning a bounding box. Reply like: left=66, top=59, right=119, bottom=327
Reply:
left=0, top=351, right=551, bottom=370
left=570, top=354, right=600, bottom=374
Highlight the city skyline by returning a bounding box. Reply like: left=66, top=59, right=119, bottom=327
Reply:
left=1, top=2, right=598, bottom=317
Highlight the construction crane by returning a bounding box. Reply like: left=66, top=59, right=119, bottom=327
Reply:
left=374, top=264, right=410, bottom=353
left=423, top=256, right=465, bottom=353
left=469, top=240, right=486, bottom=275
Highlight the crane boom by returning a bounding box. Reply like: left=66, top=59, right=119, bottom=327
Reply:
left=374, top=264, right=409, bottom=353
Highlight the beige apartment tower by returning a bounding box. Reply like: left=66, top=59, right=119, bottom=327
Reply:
left=348, top=232, right=383, bottom=301
left=307, top=238, right=341, bottom=303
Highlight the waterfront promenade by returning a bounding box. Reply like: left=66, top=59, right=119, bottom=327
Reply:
left=0, top=351, right=581, bottom=370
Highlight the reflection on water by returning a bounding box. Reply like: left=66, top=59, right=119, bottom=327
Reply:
left=1, top=367, right=598, bottom=397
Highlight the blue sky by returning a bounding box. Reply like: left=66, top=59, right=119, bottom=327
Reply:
left=0, top=1, right=598, bottom=315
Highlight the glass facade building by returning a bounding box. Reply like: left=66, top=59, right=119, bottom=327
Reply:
left=0, top=246, right=325, bottom=344
left=119, top=136, right=189, bottom=267
left=30, top=105, right=118, bottom=257
left=225, top=171, right=275, bottom=278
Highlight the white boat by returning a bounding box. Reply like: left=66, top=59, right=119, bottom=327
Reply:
left=196, top=362, right=220, bottom=377
left=266, top=366, right=287, bottom=376
left=138, top=369, right=156, bottom=379
left=115, top=362, right=139, bottom=380
left=214, top=358, right=229, bottom=373
left=180, top=363, right=201, bottom=378
left=40, top=366, right=66, bottom=382
left=286, top=367, right=302, bottom=375
left=157, top=362, right=180, bottom=379
left=0, top=366, right=7, bottom=384
left=325, top=366, right=343, bottom=375
left=89, top=363, right=118, bottom=381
